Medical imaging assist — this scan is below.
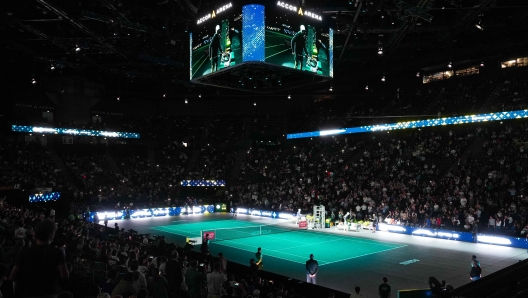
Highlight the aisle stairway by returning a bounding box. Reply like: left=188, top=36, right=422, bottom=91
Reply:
left=183, top=149, right=200, bottom=177
left=148, top=149, right=156, bottom=174
left=46, top=145, right=68, bottom=173
left=105, top=151, right=121, bottom=173
left=477, top=82, right=505, bottom=113
left=227, top=145, right=251, bottom=185
left=447, top=138, right=485, bottom=174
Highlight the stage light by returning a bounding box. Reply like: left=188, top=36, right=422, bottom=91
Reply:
left=475, top=15, right=484, bottom=31
left=287, top=94, right=291, bottom=99
left=377, top=48, right=383, bottom=55
left=50, top=64, right=55, bottom=70
left=162, top=94, right=166, bottom=98
left=198, top=94, right=202, bottom=98
left=329, top=86, right=333, bottom=92
left=365, top=85, right=369, bottom=90
left=117, top=96, right=120, bottom=101
left=416, top=72, right=420, bottom=77
left=381, top=76, right=386, bottom=82
left=75, top=45, right=81, bottom=52
left=31, top=77, right=37, bottom=84
left=448, top=62, right=452, bottom=68
left=185, top=98, right=188, bottom=104
left=253, top=102, right=256, bottom=106
left=480, top=62, right=485, bottom=67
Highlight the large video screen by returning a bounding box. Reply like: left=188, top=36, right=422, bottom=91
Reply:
left=265, top=1, right=333, bottom=77
left=190, top=3, right=242, bottom=80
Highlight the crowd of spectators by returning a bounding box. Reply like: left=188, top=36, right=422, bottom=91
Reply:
left=429, top=78, right=497, bottom=117
left=0, top=138, right=71, bottom=191
left=59, top=145, right=122, bottom=201
left=0, top=199, right=336, bottom=298
left=188, top=145, right=237, bottom=180
left=230, top=121, right=528, bottom=238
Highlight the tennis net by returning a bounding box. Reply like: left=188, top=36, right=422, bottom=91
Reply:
left=201, top=223, right=297, bottom=242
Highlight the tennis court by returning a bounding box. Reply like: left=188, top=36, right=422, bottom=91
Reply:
left=152, top=219, right=406, bottom=266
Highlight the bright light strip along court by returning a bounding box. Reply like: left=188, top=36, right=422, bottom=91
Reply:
left=152, top=220, right=406, bottom=266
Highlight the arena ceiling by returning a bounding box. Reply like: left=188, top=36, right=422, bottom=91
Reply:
left=0, top=0, right=527, bottom=97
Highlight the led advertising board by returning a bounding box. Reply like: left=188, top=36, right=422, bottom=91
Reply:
left=191, top=2, right=242, bottom=80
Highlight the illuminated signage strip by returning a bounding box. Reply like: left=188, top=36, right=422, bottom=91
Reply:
left=376, top=223, right=528, bottom=249
left=180, top=180, right=226, bottom=187
left=89, top=205, right=218, bottom=221
left=276, top=1, right=322, bottom=21
left=12, top=125, right=140, bottom=139
left=197, top=2, right=233, bottom=24
left=235, top=207, right=295, bottom=219
left=29, top=192, right=61, bottom=203
left=287, top=109, right=528, bottom=139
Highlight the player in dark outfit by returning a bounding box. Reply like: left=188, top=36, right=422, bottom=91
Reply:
left=291, top=25, right=308, bottom=70
left=209, top=25, right=224, bottom=73
left=255, top=247, right=263, bottom=270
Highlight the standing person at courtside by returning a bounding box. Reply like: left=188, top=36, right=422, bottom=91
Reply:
left=201, top=234, right=210, bottom=255
left=378, top=276, right=391, bottom=298
left=255, top=247, right=263, bottom=270
left=305, top=254, right=319, bottom=284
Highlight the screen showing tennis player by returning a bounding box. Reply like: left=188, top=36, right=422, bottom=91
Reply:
left=191, top=2, right=242, bottom=80
left=265, top=1, right=333, bottom=77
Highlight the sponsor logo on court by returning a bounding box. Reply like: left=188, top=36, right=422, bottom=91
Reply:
left=399, top=259, right=420, bottom=265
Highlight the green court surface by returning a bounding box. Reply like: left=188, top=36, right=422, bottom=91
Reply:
left=152, top=220, right=260, bottom=238
left=152, top=220, right=405, bottom=266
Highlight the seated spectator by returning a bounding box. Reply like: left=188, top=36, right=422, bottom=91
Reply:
left=101, top=269, right=119, bottom=294
left=147, top=267, right=170, bottom=298
left=4, top=239, right=24, bottom=264
left=112, top=272, right=137, bottom=297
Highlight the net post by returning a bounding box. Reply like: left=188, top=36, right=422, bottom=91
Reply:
left=260, top=225, right=262, bottom=236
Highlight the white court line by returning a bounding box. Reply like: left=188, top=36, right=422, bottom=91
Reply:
left=152, top=226, right=197, bottom=235
left=260, top=231, right=398, bottom=248
left=216, top=238, right=407, bottom=266
left=262, top=236, right=343, bottom=251
left=214, top=239, right=312, bottom=264
left=153, top=221, right=260, bottom=236
left=293, top=229, right=402, bottom=248
left=319, top=245, right=407, bottom=266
